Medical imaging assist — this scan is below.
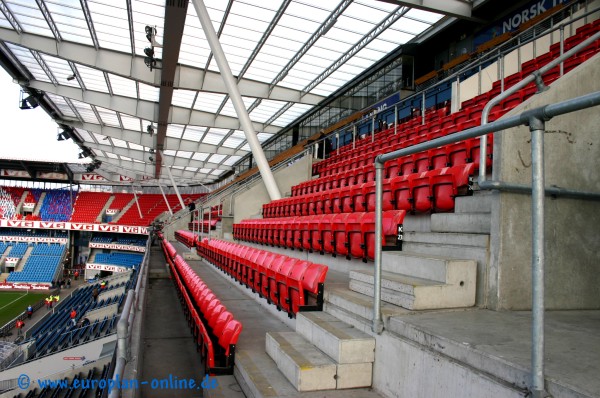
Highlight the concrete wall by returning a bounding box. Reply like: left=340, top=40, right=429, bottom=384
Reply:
left=372, top=332, right=523, bottom=398
left=233, top=155, right=313, bottom=223
left=488, top=55, right=600, bottom=310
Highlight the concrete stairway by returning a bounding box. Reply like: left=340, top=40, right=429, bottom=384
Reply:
left=265, top=311, right=375, bottom=392
left=33, top=192, right=46, bottom=216
left=96, top=196, right=115, bottom=222
left=346, top=192, right=490, bottom=311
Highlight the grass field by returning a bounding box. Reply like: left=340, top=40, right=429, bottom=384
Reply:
left=0, top=292, right=47, bottom=326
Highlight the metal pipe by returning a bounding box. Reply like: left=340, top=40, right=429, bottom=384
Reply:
left=371, top=117, right=375, bottom=142
left=372, top=163, right=385, bottom=334
left=158, top=184, right=173, bottom=215
left=421, top=91, right=426, bottom=125
left=132, top=189, right=143, bottom=219
left=163, top=162, right=186, bottom=211
left=560, top=26, right=565, bottom=76
left=394, top=105, right=398, bottom=133
left=191, top=0, right=281, bottom=201
left=529, top=116, right=546, bottom=398
left=478, top=180, right=600, bottom=200
left=353, top=125, right=356, bottom=149
left=378, top=90, right=600, bottom=165
left=208, top=205, right=212, bottom=241
left=108, top=289, right=135, bottom=398
left=336, top=132, right=340, bottom=156
left=479, top=30, right=600, bottom=183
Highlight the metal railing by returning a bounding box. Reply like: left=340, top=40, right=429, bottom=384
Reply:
left=372, top=91, right=600, bottom=397
left=108, top=238, right=150, bottom=398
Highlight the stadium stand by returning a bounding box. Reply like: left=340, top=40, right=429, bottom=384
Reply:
left=70, top=191, right=111, bottom=223
left=94, top=253, right=143, bottom=268
left=5, top=243, right=65, bottom=283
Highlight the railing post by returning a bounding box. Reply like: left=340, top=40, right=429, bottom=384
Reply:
left=529, top=116, right=547, bottom=398
left=372, top=160, right=385, bottom=335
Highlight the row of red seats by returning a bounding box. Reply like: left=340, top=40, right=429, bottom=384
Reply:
left=335, top=105, right=450, bottom=159
left=175, top=230, right=198, bottom=247
left=286, top=164, right=475, bottom=216
left=188, top=220, right=218, bottom=233
left=233, top=210, right=404, bottom=262
left=161, top=237, right=242, bottom=375
left=196, top=239, right=328, bottom=317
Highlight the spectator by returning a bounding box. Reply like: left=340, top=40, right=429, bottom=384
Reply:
left=188, top=201, right=196, bottom=223
left=74, top=270, right=79, bottom=281
left=70, top=308, right=77, bottom=327
left=100, top=281, right=107, bottom=290
left=26, top=305, right=33, bottom=319
left=66, top=278, right=71, bottom=289
left=15, top=319, right=25, bottom=336
left=53, top=295, right=60, bottom=304
left=45, top=296, right=53, bottom=310
left=92, top=287, right=99, bottom=302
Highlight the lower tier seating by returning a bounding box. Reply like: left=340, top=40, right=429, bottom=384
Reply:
left=161, top=238, right=242, bottom=375
left=196, top=239, right=329, bottom=317
left=234, top=210, right=405, bottom=262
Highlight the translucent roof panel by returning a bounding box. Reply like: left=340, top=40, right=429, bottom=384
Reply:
left=87, top=1, right=131, bottom=53
left=44, top=1, right=93, bottom=45
left=0, top=0, right=447, bottom=184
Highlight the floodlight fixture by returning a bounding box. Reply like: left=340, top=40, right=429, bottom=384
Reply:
left=57, top=133, right=65, bottom=141
left=67, top=74, right=76, bottom=81
left=146, top=124, right=154, bottom=135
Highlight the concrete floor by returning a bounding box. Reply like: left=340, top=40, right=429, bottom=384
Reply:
left=139, top=245, right=204, bottom=398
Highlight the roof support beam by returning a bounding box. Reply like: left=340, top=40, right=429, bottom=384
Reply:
left=0, top=28, right=324, bottom=105
left=96, top=156, right=213, bottom=182
left=376, top=0, right=475, bottom=20
left=25, top=80, right=279, bottom=133
left=85, top=142, right=232, bottom=171
left=61, top=120, right=249, bottom=157
left=155, top=0, right=189, bottom=177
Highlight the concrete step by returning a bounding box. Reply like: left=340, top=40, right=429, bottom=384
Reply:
left=349, top=263, right=477, bottom=310
left=203, top=375, right=245, bottom=398
left=381, top=251, right=473, bottom=282
left=431, top=213, right=491, bottom=234
left=454, top=193, right=492, bottom=214
left=401, top=213, right=431, bottom=232
left=403, top=231, right=489, bottom=248
left=266, top=331, right=337, bottom=392
left=324, top=287, right=409, bottom=334
left=295, top=312, right=375, bottom=364
left=234, top=348, right=382, bottom=398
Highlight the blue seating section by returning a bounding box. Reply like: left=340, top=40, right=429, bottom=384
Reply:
left=25, top=273, right=138, bottom=359
left=90, top=234, right=146, bottom=246
left=0, top=242, right=8, bottom=255
left=94, top=252, right=143, bottom=268
left=31, top=243, right=65, bottom=256
left=6, top=242, right=28, bottom=257
left=6, top=243, right=66, bottom=283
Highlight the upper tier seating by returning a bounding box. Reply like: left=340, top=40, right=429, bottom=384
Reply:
left=109, top=193, right=134, bottom=212
left=70, top=192, right=111, bottom=223
left=114, top=194, right=203, bottom=226
left=38, top=190, right=72, bottom=222
left=90, top=234, right=147, bottom=246
left=161, top=238, right=242, bottom=375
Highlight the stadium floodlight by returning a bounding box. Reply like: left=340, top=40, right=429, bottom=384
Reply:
left=57, top=133, right=65, bottom=141
left=147, top=124, right=154, bottom=135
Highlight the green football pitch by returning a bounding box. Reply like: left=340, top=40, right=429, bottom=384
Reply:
left=0, top=292, right=47, bottom=327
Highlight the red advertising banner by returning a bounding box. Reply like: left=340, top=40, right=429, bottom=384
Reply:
left=0, top=236, right=68, bottom=244
left=88, top=242, right=146, bottom=252
left=0, top=220, right=148, bottom=235
left=85, top=263, right=129, bottom=273
left=0, top=282, right=51, bottom=290
left=0, top=169, right=31, bottom=178
left=81, top=173, right=107, bottom=181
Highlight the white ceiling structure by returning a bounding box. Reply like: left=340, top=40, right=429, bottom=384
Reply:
left=0, top=0, right=473, bottom=187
